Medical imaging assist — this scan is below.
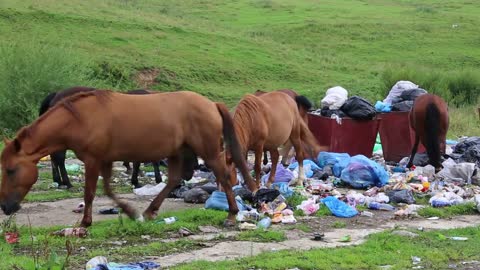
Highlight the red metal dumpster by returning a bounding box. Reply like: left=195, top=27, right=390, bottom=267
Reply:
left=378, top=112, right=426, bottom=162
left=307, top=113, right=380, bottom=157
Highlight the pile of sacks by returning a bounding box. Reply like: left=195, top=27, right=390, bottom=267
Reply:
left=312, top=86, right=377, bottom=120
left=375, top=80, right=427, bottom=112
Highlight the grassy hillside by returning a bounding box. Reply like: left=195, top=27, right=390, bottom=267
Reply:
left=0, top=0, right=479, bottom=136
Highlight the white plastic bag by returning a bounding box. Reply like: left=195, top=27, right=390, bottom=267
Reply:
left=321, top=86, right=348, bottom=110
left=383, top=80, right=418, bottom=104
left=133, top=182, right=166, bottom=196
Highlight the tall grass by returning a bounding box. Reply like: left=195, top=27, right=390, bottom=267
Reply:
left=381, top=66, right=480, bottom=106
left=0, top=41, right=97, bottom=135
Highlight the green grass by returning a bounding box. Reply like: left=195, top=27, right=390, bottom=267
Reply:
left=173, top=226, right=480, bottom=270
left=236, top=229, right=286, bottom=242
left=0, top=0, right=479, bottom=135
left=0, top=208, right=228, bottom=269
left=418, top=202, right=478, bottom=218
left=332, top=221, right=347, bottom=229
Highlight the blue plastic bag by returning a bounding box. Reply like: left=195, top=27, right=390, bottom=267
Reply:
left=271, top=182, right=294, bottom=198
left=262, top=163, right=294, bottom=184
left=340, top=155, right=389, bottom=188
left=95, top=261, right=160, bottom=270
left=288, top=160, right=321, bottom=178
left=321, top=196, right=358, bottom=218
left=317, top=152, right=351, bottom=169
left=375, top=101, right=392, bottom=112
left=332, top=157, right=351, bottom=177
left=205, top=191, right=247, bottom=211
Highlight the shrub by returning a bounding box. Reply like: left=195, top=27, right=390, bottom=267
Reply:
left=0, top=41, right=96, bottom=135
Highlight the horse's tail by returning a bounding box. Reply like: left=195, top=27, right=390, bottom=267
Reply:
left=216, top=103, right=255, bottom=189
left=425, top=102, right=442, bottom=168
left=295, top=95, right=313, bottom=112
left=39, top=92, right=57, bottom=116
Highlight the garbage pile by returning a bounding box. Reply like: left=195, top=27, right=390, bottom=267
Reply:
left=195, top=136, right=480, bottom=225
left=311, top=86, right=377, bottom=120
left=375, top=80, right=428, bottom=112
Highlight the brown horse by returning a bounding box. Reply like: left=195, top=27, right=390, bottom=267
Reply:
left=39, top=87, right=165, bottom=188
left=228, top=91, right=321, bottom=188
left=253, top=89, right=314, bottom=165
left=0, top=90, right=256, bottom=227
left=406, top=94, right=449, bottom=172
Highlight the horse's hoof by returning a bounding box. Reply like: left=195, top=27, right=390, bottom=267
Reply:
left=223, top=219, right=236, bottom=227
left=80, top=221, right=92, bottom=228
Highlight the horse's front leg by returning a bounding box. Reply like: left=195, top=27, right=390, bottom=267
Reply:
left=254, top=146, right=264, bottom=188
left=80, top=160, right=99, bottom=227
left=266, top=149, right=279, bottom=188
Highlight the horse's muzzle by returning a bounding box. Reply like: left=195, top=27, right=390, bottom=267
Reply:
left=0, top=201, right=21, bottom=215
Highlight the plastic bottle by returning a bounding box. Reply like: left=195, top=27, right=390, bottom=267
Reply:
left=156, top=216, right=178, bottom=224
left=367, top=202, right=395, bottom=211
left=257, top=217, right=272, bottom=229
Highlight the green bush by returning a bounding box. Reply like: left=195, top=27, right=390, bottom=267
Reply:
left=381, top=66, right=480, bottom=106
left=0, top=42, right=96, bottom=135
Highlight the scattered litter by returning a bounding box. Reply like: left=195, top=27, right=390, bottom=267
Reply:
left=411, top=256, right=422, bottom=265
left=360, top=211, right=374, bottom=217
left=367, top=201, right=395, bottom=211
left=321, top=196, right=358, bottom=218
left=427, top=217, right=440, bottom=220
left=156, top=217, right=178, bottom=225
left=448, top=236, right=468, bottom=241
left=392, top=230, right=419, bottom=238
left=86, top=256, right=109, bottom=270
left=133, top=182, right=166, bottom=196
left=257, top=217, right=272, bottom=229
left=73, top=202, right=85, bottom=213
left=51, top=227, right=88, bottom=238
left=339, top=235, right=351, bottom=242
left=312, top=232, right=325, bottom=241
left=239, top=223, right=257, bottom=230
left=297, top=198, right=320, bottom=216
left=99, top=208, right=119, bottom=215
left=4, top=232, right=19, bottom=244
left=178, top=227, right=193, bottom=237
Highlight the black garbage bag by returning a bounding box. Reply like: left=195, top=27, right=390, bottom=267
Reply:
left=412, top=153, right=429, bottom=166
left=400, top=88, right=427, bottom=101
left=459, top=145, right=480, bottom=166
left=253, top=189, right=280, bottom=205
left=184, top=187, right=210, bottom=204
left=198, top=182, right=218, bottom=194
left=391, top=100, right=414, bottom=112
left=169, top=185, right=190, bottom=198
left=340, top=96, right=376, bottom=120
left=453, top=137, right=480, bottom=154
left=320, top=106, right=347, bottom=118
left=234, top=186, right=254, bottom=202
left=387, top=189, right=416, bottom=204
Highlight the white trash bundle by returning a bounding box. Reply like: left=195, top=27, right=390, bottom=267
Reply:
left=383, top=80, right=418, bottom=104
left=320, top=86, right=348, bottom=110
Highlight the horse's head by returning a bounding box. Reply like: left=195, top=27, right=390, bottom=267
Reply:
left=0, top=138, right=38, bottom=215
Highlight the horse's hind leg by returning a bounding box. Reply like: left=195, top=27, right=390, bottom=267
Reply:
left=266, top=148, right=280, bottom=188
left=80, top=161, right=100, bottom=227
left=57, top=150, right=73, bottom=189
left=131, top=162, right=142, bottom=188
left=207, top=155, right=239, bottom=227
left=407, top=134, right=420, bottom=169
left=123, top=161, right=132, bottom=174
left=144, top=157, right=183, bottom=220
left=152, top=161, right=163, bottom=183
left=101, top=162, right=139, bottom=220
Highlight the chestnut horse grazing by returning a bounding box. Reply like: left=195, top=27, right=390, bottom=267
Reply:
left=406, top=94, right=449, bottom=172
left=253, top=89, right=315, bottom=165
left=0, top=90, right=256, bottom=227
left=229, top=91, right=321, bottom=188
left=39, top=87, right=164, bottom=188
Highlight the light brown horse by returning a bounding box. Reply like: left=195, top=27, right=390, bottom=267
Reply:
left=406, top=94, right=449, bottom=172
left=253, top=89, right=315, bottom=165
left=0, top=90, right=256, bottom=227
left=228, top=91, right=321, bottom=188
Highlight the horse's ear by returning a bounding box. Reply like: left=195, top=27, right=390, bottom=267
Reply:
left=13, top=139, right=21, bottom=152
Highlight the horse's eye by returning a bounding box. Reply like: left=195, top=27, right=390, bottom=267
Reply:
left=6, top=168, right=16, bottom=176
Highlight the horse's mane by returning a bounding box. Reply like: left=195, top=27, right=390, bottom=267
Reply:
left=233, top=95, right=263, bottom=147
left=16, top=90, right=113, bottom=143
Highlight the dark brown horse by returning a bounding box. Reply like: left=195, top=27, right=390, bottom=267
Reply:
left=406, top=94, right=449, bottom=172
left=39, top=87, right=163, bottom=188
left=228, top=91, right=321, bottom=188
left=253, top=89, right=314, bottom=165
left=1, top=90, right=256, bottom=227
